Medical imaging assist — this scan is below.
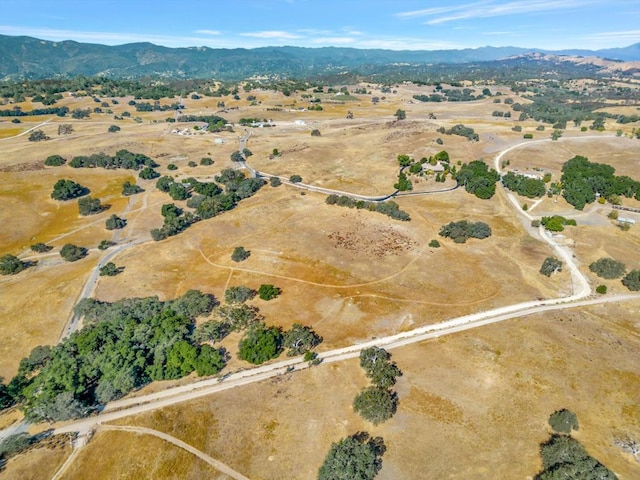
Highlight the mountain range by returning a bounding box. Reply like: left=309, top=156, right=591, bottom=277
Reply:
left=1, top=34, right=639, bottom=81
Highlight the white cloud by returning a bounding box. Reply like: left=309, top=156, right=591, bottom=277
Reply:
left=194, top=29, right=221, bottom=36
left=399, top=0, right=593, bottom=25
left=395, top=2, right=491, bottom=18
left=239, top=30, right=301, bottom=39
left=581, top=30, right=640, bottom=42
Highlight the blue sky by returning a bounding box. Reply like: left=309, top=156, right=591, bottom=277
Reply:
left=1, top=0, right=639, bottom=51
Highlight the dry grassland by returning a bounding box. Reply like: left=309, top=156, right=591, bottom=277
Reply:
left=107, top=302, right=640, bottom=480
left=0, top=441, right=71, bottom=480
left=1, top=84, right=639, bottom=478
left=61, top=430, right=228, bottom=480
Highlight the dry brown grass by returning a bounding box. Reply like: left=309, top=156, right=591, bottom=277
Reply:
left=0, top=436, right=72, bottom=480
left=62, top=430, right=229, bottom=480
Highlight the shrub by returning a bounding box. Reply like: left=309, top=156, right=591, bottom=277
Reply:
left=78, top=196, right=103, bottom=216
left=289, top=174, right=302, bottom=183
left=523, top=133, right=534, bottom=139
left=60, top=244, right=87, bottom=262
left=44, top=154, right=66, bottom=166
left=28, top=129, right=49, bottom=142
left=258, top=284, right=281, bottom=301
left=105, top=214, right=127, bottom=230
left=0, top=254, right=26, bottom=275
left=98, top=240, right=116, bottom=250
left=200, top=157, right=214, bottom=166
left=122, top=181, right=144, bottom=196
left=270, top=177, right=282, bottom=187
left=428, top=239, right=440, bottom=248
left=621, top=270, right=640, bottom=291
left=30, top=242, right=52, bottom=253
left=540, top=257, right=562, bottom=277
left=231, top=246, right=250, bottom=262
left=167, top=164, right=178, bottom=171
left=108, top=125, right=121, bottom=133
left=596, top=285, right=607, bottom=294
left=99, top=262, right=122, bottom=276
left=224, top=286, right=256, bottom=304
left=311, top=129, right=321, bottom=136
left=589, top=258, right=626, bottom=279
left=548, top=409, right=579, bottom=433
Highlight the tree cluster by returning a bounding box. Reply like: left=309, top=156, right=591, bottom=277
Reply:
left=501, top=172, right=547, bottom=198
left=354, top=347, right=402, bottom=425
left=560, top=156, right=640, bottom=210
left=2, top=290, right=222, bottom=422
left=588, top=258, right=626, bottom=279
left=541, top=215, right=576, bottom=232
left=51, top=179, right=89, bottom=201
left=325, top=195, right=410, bottom=221
left=68, top=149, right=157, bottom=170
left=455, top=160, right=500, bottom=199
left=440, top=123, right=479, bottom=141
left=439, top=220, right=492, bottom=243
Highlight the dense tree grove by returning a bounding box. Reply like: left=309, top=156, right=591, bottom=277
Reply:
left=560, top=156, right=640, bottom=210
left=588, top=258, right=626, bottom=279
left=501, top=172, right=547, bottom=198
left=69, top=149, right=157, bottom=170
left=456, top=161, right=500, bottom=199
left=318, top=433, right=385, bottom=480
left=439, top=220, right=492, bottom=243
left=325, top=195, right=410, bottom=221
left=51, top=179, right=89, bottom=201
left=0, top=291, right=222, bottom=421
